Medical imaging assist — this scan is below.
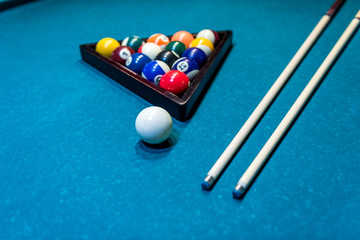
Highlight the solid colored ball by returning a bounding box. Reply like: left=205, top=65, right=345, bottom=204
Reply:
left=165, top=41, right=186, bottom=58
left=138, top=42, right=162, bottom=60
left=171, top=31, right=194, bottom=48
left=135, top=106, right=173, bottom=144
left=142, top=60, right=170, bottom=85
left=111, top=46, right=135, bottom=64
left=196, top=29, right=219, bottom=45
left=181, top=47, right=207, bottom=67
left=189, top=38, right=214, bottom=56
left=147, top=33, right=170, bottom=50
left=95, top=37, right=120, bottom=57
left=172, top=57, right=199, bottom=81
left=155, top=50, right=179, bottom=68
left=125, top=53, right=151, bottom=74
left=121, top=36, right=145, bottom=52
left=159, top=70, right=190, bottom=95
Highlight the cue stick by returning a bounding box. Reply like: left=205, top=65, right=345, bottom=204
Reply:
left=233, top=10, right=360, bottom=198
left=201, top=0, right=345, bottom=190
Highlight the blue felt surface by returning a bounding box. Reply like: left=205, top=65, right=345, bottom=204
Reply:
left=1, top=0, right=360, bottom=239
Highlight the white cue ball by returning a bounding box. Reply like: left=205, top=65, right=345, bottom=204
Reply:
left=135, top=106, right=173, bottom=144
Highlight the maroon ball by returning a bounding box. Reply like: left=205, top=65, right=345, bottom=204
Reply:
left=111, top=46, right=135, bottom=64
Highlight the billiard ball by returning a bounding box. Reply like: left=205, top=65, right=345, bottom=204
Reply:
left=111, top=46, right=135, bottom=64
left=142, top=60, right=170, bottom=85
left=196, top=29, right=219, bottom=45
left=95, top=37, right=120, bottom=57
left=171, top=31, right=194, bottom=48
left=155, top=50, right=179, bottom=68
left=181, top=47, right=207, bottom=67
left=189, top=38, right=214, bottom=56
left=147, top=33, right=170, bottom=49
left=165, top=41, right=186, bottom=58
left=121, top=35, right=145, bottom=52
left=159, top=70, right=190, bottom=95
left=138, top=42, right=162, bottom=60
left=135, top=106, right=173, bottom=144
left=125, top=53, right=151, bottom=74
left=172, top=57, right=199, bottom=81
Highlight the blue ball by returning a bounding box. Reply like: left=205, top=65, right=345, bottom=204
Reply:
left=125, top=53, right=151, bottom=74
left=181, top=47, right=207, bottom=67
left=171, top=57, right=200, bottom=81
left=141, top=60, right=170, bottom=85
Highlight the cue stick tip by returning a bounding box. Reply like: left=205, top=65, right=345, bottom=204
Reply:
left=232, top=184, right=246, bottom=199
left=326, top=0, right=346, bottom=17
left=201, top=175, right=214, bottom=190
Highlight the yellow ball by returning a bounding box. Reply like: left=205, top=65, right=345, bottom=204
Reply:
left=95, top=37, right=120, bottom=57
left=189, top=38, right=214, bottom=56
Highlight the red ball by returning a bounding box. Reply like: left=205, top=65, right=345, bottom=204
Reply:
left=111, top=46, right=135, bottom=64
left=159, top=70, right=190, bottom=95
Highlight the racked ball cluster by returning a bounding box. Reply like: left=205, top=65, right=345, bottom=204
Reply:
left=95, top=29, right=219, bottom=96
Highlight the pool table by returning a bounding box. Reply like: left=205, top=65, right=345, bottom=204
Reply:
left=1, top=0, right=359, bottom=239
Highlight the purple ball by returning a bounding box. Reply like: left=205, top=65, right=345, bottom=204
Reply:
left=172, top=57, right=200, bottom=81
left=125, top=53, right=151, bottom=74
left=181, top=47, right=207, bottom=67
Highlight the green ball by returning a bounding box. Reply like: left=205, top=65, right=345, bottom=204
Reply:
left=121, top=36, right=144, bottom=52
left=165, top=41, right=186, bottom=58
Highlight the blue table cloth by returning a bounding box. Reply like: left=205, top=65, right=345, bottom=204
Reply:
left=1, top=0, right=359, bottom=239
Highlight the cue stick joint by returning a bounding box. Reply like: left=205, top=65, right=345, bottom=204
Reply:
left=327, top=0, right=345, bottom=17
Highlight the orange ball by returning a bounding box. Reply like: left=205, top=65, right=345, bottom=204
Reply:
left=147, top=33, right=170, bottom=50
left=171, top=31, right=194, bottom=48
